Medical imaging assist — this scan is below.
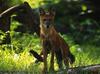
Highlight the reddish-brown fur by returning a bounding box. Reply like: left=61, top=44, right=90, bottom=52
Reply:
left=30, top=8, right=75, bottom=74
left=39, top=8, right=75, bottom=74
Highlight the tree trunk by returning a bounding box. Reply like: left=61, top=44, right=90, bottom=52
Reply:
left=0, top=2, right=40, bottom=44
left=0, top=16, right=11, bottom=44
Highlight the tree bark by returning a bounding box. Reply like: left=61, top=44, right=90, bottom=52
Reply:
left=0, top=2, right=40, bottom=44
left=0, top=16, right=11, bottom=44
left=57, top=64, right=100, bottom=74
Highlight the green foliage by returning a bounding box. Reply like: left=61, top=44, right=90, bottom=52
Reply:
left=0, top=31, right=10, bottom=44
left=0, top=0, right=100, bottom=73
left=8, top=0, right=22, bottom=7
left=0, top=19, right=100, bottom=72
left=0, top=30, right=100, bottom=73
left=21, top=0, right=60, bottom=8
left=82, top=4, right=87, bottom=11
left=0, top=31, right=5, bottom=42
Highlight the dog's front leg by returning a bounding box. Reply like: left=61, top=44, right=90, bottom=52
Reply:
left=49, top=49, right=54, bottom=72
left=42, top=40, right=48, bottom=74
left=42, top=49, right=48, bottom=74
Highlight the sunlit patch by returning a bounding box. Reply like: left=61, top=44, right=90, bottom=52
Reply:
left=77, top=47, right=82, bottom=52
left=14, top=53, right=19, bottom=61
left=80, top=12, right=85, bottom=15
left=5, top=31, right=10, bottom=33
left=87, top=10, right=93, bottom=13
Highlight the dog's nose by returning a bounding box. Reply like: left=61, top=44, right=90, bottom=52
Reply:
left=45, top=21, right=50, bottom=28
left=46, top=25, right=49, bottom=28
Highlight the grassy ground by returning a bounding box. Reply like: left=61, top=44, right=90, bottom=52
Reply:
left=0, top=32, right=100, bottom=74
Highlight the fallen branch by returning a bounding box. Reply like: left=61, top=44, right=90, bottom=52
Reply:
left=0, top=2, right=28, bottom=18
left=57, top=64, right=100, bottom=74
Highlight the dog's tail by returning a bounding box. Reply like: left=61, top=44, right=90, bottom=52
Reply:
left=68, top=52, right=75, bottom=64
left=29, top=50, right=43, bottom=63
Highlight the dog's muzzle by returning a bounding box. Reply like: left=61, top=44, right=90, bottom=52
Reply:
left=45, top=21, right=51, bottom=28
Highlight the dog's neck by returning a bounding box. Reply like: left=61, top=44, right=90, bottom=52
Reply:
left=40, top=25, right=56, bottom=39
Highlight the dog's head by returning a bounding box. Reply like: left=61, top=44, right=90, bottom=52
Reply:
left=39, top=8, right=55, bottom=29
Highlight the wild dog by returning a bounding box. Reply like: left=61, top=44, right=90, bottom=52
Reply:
left=30, top=8, right=75, bottom=74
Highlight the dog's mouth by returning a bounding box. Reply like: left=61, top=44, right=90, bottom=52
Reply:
left=44, top=24, right=51, bottom=29
left=45, top=25, right=50, bottom=29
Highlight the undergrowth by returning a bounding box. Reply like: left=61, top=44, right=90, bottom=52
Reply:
left=0, top=32, right=100, bottom=73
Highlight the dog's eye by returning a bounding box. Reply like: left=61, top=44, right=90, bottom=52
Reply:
left=43, top=19, right=52, bottom=21
left=43, top=19, right=46, bottom=21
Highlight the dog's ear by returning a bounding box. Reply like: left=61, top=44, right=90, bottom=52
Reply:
left=39, top=8, right=45, bottom=15
left=49, top=7, right=55, bottom=16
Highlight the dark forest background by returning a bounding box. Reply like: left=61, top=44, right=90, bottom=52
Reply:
left=0, top=0, right=100, bottom=73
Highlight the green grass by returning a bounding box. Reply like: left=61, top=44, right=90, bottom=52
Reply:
left=0, top=32, right=100, bottom=73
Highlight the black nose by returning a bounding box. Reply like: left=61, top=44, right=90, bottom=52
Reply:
left=45, top=21, right=50, bottom=28
left=46, top=25, right=49, bottom=28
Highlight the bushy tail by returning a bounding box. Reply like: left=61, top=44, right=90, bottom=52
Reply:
left=29, top=50, right=43, bottom=62
left=68, top=52, right=75, bottom=64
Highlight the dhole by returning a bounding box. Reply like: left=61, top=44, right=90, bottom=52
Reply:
left=30, top=8, right=75, bottom=74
